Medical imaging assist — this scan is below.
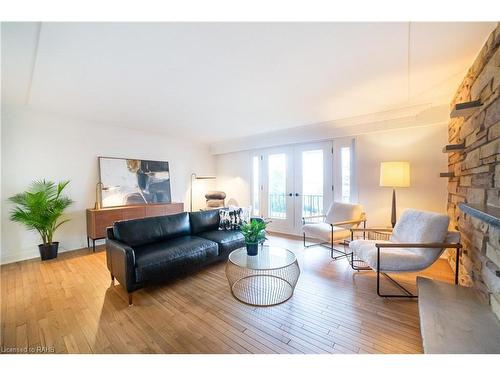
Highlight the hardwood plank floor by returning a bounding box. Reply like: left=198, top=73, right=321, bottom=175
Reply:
left=0, top=234, right=455, bottom=354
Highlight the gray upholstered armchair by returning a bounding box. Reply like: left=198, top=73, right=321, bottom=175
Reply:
left=348, top=209, right=461, bottom=298
left=302, top=202, right=366, bottom=260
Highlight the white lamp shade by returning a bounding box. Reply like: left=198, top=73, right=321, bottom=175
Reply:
left=379, top=162, right=410, bottom=187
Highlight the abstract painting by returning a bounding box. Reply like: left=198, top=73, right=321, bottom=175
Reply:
left=98, top=157, right=171, bottom=207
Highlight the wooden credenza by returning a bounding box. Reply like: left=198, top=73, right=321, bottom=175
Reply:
left=86, top=203, right=184, bottom=251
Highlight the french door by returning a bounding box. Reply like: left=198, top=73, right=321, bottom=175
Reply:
left=252, top=138, right=355, bottom=235
left=253, top=142, right=334, bottom=234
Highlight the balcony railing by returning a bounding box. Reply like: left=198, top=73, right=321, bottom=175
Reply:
left=268, top=194, right=323, bottom=219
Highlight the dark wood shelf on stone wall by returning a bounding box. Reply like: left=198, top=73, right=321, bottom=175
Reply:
left=450, top=100, right=483, bottom=118
left=442, top=142, right=465, bottom=153
left=439, top=172, right=455, bottom=178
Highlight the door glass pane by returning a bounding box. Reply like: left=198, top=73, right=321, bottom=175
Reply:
left=268, top=153, right=287, bottom=219
left=302, top=150, right=324, bottom=218
left=341, top=147, right=351, bottom=202
left=252, top=156, right=260, bottom=216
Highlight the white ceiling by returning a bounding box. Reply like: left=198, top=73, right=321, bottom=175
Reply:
left=1, top=22, right=496, bottom=143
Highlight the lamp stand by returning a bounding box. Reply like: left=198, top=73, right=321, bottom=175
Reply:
left=391, top=188, right=397, bottom=228
left=190, top=173, right=195, bottom=212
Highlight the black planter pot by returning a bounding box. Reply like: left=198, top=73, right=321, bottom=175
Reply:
left=246, top=242, right=258, bottom=256
left=38, top=242, right=59, bottom=261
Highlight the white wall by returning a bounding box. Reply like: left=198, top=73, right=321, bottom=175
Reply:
left=356, top=124, right=448, bottom=226
left=1, top=108, right=215, bottom=264
left=216, top=151, right=252, bottom=207
left=215, top=123, right=448, bottom=229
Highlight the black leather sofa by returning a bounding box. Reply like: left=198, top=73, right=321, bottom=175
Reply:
left=106, top=209, right=244, bottom=305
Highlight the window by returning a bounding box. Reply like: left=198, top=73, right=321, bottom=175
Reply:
left=252, top=156, right=260, bottom=216
left=302, top=149, right=324, bottom=218
left=268, top=153, right=287, bottom=219
left=340, top=146, right=351, bottom=202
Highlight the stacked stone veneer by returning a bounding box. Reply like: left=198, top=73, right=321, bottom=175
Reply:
left=447, top=23, right=500, bottom=320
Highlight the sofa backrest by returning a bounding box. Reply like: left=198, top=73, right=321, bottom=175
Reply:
left=113, top=212, right=191, bottom=247
left=325, top=202, right=363, bottom=226
left=390, top=209, right=450, bottom=265
left=189, top=209, right=221, bottom=234
left=390, top=209, right=449, bottom=244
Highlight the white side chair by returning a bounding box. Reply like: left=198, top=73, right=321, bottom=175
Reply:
left=348, top=209, right=461, bottom=298
left=302, top=202, right=366, bottom=260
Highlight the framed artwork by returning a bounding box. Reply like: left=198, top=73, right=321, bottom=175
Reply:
left=98, top=157, right=171, bottom=207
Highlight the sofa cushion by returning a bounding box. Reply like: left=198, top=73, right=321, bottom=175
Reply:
left=189, top=209, right=221, bottom=234
left=302, top=223, right=351, bottom=242
left=350, top=239, right=442, bottom=272
left=325, top=202, right=363, bottom=225
left=390, top=209, right=449, bottom=265
left=390, top=209, right=449, bottom=244
left=113, top=212, right=191, bottom=247
left=157, top=212, right=191, bottom=239
left=133, top=236, right=218, bottom=282
left=197, top=230, right=245, bottom=256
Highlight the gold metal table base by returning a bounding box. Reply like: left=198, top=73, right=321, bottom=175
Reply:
left=225, top=246, right=300, bottom=307
left=230, top=274, right=294, bottom=306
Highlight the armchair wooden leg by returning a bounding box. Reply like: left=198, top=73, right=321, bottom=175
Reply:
left=455, top=247, right=460, bottom=285
left=128, top=293, right=133, bottom=306
left=110, top=274, right=115, bottom=284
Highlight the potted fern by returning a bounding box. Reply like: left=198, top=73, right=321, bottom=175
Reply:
left=9, top=180, right=73, bottom=260
left=240, top=218, right=268, bottom=256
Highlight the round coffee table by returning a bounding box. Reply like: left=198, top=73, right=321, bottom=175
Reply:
left=225, top=245, right=300, bottom=306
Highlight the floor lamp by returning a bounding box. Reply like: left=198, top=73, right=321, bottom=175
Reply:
left=190, top=173, right=216, bottom=212
left=379, top=162, right=410, bottom=228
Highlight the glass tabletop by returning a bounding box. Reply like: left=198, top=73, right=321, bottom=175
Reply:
left=228, top=245, right=297, bottom=270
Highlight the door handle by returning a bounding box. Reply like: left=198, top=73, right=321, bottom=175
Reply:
left=288, top=193, right=293, bottom=197
left=295, top=193, right=300, bottom=197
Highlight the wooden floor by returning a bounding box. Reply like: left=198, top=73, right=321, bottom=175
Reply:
left=1, top=234, right=455, bottom=354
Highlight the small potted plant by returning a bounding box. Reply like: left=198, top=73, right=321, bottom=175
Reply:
left=240, top=218, right=268, bottom=256
left=8, top=180, right=73, bottom=261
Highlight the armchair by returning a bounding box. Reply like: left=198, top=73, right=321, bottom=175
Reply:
left=302, top=202, right=366, bottom=260
left=348, top=209, right=461, bottom=298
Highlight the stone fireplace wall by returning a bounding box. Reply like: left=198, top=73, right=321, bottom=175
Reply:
left=447, top=23, right=500, bottom=319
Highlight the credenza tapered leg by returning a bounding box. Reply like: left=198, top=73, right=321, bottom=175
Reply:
left=128, top=293, right=133, bottom=306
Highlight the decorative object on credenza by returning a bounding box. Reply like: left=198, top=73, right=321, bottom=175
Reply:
left=98, top=157, right=171, bottom=208
left=94, top=182, right=104, bottom=210
left=240, top=218, right=268, bottom=256
left=379, top=161, right=410, bottom=228
left=8, top=180, right=73, bottom=260
left=190, top=173, right=216, bottom=211
left=205, top=191, right=226, bottom=208
left=94, top=182, right=120, bottom=210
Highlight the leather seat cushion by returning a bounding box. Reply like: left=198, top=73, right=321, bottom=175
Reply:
left=133, top=236, right=218, bottom=282
left=197, top=230, right=245, bottom=256
left=302, top=223, right=351, bottom=242
left=349, top=239, right=443, bottom=272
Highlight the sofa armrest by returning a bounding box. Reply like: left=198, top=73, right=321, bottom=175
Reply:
left=350, top=227, right=393, bottom=233
left=375, top=242, right=462, bottom=249
left=106, top=226, right=114, bottom=240
left=330, top=218, right=366, bottom=227
left=106, top=238, right=137, bottom=293
left=302, top=215, right=325, bottom=224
